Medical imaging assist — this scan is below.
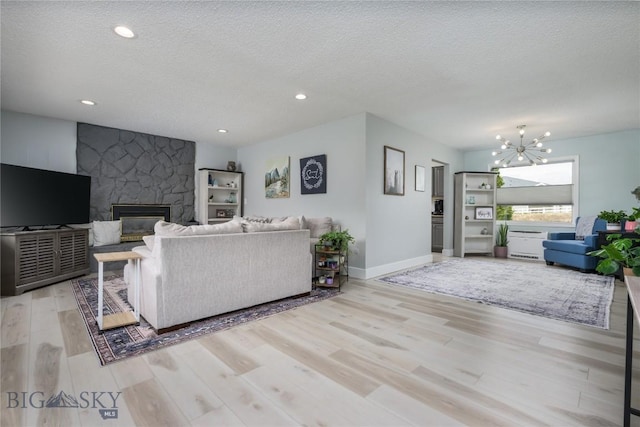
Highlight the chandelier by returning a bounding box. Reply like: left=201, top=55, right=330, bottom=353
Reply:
left=491, top=125, right=552, bottom=167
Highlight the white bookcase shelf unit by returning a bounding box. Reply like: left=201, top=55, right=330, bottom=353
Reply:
left=454, top=171, right=497, bottom=257
left=198, top=168, right=244, bottom=224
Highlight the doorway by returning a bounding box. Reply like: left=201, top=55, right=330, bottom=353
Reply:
left=431, top=160, right=448, bottom=254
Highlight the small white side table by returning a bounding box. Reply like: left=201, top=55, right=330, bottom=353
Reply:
left=93, top=251, right=143, bottom=331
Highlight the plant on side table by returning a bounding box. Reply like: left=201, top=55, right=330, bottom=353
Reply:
left=494, top=222, right=509, bottom=258
left=625, top=207, right=640, bottom=232
left=318, top=229, right=355, bottom=253
left=588, top=231, right=640, bottom=277
left=598, top=210, right=627, bottom=231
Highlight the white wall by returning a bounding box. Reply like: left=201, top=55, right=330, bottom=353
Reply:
left=1, top=110, right=77, bottom=173
left=238, top=113, right=464, bottom=278
left=463, top=129, right=640, bottom=228
left=364, top=114, right=463, bottom=277
left=1, top=110, right=239, bottom=223
left=237, top=113, right=368, bottom=270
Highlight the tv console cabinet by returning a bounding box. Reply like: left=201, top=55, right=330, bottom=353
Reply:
left=1, top=228, right=90, bottom=296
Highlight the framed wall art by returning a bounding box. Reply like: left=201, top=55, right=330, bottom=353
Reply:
left=300, top=154, right=326, bottom=194
left=384, top=146, right=405, bottom=196
left=415, top=165, right=425, bottom=192
left=265, top=156, right=290, bottom=198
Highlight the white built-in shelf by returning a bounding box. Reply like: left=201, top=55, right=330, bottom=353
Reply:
left=454, top=172, right=497, bottom=257
left=198, top=168, right=244, bottom=225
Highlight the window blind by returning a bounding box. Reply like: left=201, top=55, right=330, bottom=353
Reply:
left=496, top=184, right=573, bottom=205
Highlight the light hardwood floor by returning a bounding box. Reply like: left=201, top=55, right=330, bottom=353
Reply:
left=1, top=256, right=639, bottom=426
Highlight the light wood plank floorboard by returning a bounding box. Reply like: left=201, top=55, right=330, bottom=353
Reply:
left=1, top=258, right=640, bottom=426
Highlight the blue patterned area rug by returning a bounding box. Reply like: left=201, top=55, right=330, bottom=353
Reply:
left=378, top=259, right=615, bottom=329
left=72, top=275, right=339, bottom=365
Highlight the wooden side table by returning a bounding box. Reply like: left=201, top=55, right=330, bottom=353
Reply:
left=93, top=251, right=143, bottom=331
left=314, top=245, right=348, bottom=290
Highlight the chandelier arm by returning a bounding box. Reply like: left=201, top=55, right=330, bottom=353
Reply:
left=491, top=124, right=551, bottom=166
left=524, top=140, right=540, bottom=148
left=502, top=151, right=517, bottom=165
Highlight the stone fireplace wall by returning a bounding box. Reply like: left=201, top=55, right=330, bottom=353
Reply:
left=76, top=123, right=195, bottom=224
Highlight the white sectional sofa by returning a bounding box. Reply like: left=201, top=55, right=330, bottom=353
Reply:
left=124, top=218, right=312, bottom=332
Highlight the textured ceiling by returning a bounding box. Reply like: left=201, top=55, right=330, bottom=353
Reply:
left=1, top=1, right=639, bottom=150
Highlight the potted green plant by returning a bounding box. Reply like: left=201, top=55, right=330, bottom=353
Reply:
left=494, top=222, right=509, bottom=258
left=588, top=232, right=640, bottom=277
left=318, top=229, right=355, bottom=252
left=598, top=210, right=627, bottom=231
left=625, top=207, right=640, bottom=232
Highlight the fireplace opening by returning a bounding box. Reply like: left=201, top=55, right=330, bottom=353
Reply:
left=112, top=204, right=171, bottom=242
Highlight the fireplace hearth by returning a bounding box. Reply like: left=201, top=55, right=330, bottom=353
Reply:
left=112, top=204, right=171, bottom=242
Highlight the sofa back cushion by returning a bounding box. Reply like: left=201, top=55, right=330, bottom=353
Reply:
left=154, top=220, right=243, bottom=237
left=303, top=216, right=333, bottom=238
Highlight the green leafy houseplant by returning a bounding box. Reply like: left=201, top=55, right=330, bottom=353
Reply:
left=598, top=210, right=627, bottom=224
left=588, top=232, right=640, bottom=276
left=495, top=223, right=509, bottom=247
left=318, top=230, right=355, bottom=252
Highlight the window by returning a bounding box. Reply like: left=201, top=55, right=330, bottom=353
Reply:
left=494, top=159, right=577, bottom=224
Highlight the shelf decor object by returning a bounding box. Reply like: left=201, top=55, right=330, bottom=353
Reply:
left=491, top=124, right=552, bottom=167
left=384, top=145, right=405, bottom=196
left=475, top=207, right=493, bottom=220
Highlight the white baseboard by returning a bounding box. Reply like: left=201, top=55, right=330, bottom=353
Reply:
left=442, top=248, right=454, bottom=257
left=349, top=255, right=433, bottom=280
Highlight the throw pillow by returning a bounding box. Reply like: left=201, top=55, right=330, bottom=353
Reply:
left=243, top=216, right=301, bottom=232
left=243, top=215, right=272, bottom=224
left=304, top=217, right=333, bottom=238
left=575, top=216, right=597, bottom=241
left=92, top=220, right=121, bottom=247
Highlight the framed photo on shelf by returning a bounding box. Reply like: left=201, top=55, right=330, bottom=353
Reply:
left=384, top=145, right=405, bottom=195
left=475, top=207, right=493, bottom=220
left=415, top=165, right=425, bottom=192
left=216, top=209, right=236, bottom=218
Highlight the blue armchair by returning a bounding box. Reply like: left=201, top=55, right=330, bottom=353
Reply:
left=542, top=216, right=607, bottom=272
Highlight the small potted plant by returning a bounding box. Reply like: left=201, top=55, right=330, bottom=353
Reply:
left=318, top=229, right=355, bottom=252
left=588, top=231, right=640, bottom=277
left=598, top=210, right=627, bottom=231
left=494, top=222, right=509, bottom=258
left=625, top=207, right=640, bottom=232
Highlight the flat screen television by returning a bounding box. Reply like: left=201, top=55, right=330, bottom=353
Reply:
left=1, top=163, right=91, bottom=229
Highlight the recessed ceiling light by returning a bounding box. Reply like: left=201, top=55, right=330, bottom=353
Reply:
left=114, top=26, right=135, bottom=39
left=295, top=93, right=307, bottom=100
left=217, top=129, right=228, bottom=133
left=80, top=99, right=96, bottom=106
